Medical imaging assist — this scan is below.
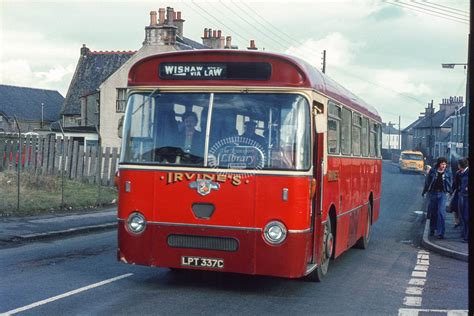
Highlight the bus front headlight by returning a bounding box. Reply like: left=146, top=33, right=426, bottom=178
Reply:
left=127, top=212, right=147, bottom=234
left=263, top=221, right=287, bottom=245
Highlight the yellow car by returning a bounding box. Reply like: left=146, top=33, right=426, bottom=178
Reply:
left=399, top=150, right=424, bottom=173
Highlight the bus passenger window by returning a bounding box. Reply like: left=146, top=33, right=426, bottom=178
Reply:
left=341, top=107, right=351, bottom=155
left=328, top=119, right=339, bottom=154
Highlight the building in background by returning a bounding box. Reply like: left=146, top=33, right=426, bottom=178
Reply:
left=0, top=84, right=63, bottom=133
left=381, top=122, right=400, bottom=151
left=411, top=96, right=463, bottom=163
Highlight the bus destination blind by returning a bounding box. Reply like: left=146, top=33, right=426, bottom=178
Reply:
left=159, top=62, right=271, bottom=80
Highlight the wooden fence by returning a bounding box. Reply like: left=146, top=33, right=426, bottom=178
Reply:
left=0, top=134, right=119, bottom=186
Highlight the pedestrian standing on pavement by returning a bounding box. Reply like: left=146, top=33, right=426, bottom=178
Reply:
left=422, top=157, right=453, bottom=239
left=457, top=158, right=469, bottom=242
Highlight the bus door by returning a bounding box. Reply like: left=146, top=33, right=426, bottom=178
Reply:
left=310, top=94, right=328, bottom=264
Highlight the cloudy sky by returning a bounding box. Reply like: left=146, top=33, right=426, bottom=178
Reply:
left=0, top=0, right=469, bottom=127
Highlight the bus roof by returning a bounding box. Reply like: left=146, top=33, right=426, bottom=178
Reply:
left=128, top=50, right=381, bottom=121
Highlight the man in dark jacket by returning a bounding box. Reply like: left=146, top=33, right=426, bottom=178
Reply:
left=457, top=158, right=469, bottom=242
left=422, top=157, right=453, bottom=239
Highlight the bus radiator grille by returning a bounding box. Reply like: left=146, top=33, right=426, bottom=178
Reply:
left=167, top=234, right=239, bottom=252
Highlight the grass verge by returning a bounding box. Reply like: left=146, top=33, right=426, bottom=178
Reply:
left=0, top=171, right=117, bottom=216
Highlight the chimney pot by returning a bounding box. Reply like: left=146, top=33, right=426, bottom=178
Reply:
left=217, top=30, right=222, bottom=38
left=208, top=28, right=212, bottom=38
left=248, top=40, right=257, bottom=50
left=177, top=11, right=182, bottom=20
left=213, top=30, right=217, bottom=38
left=204, top=28, right=208, bottom=38
left=173, top=11, right=177, bottom=21
left=225, top=36, right=232, bottom=48
left=159, top=8, right=165, bottom=25
left=166, top=7, right=174, bottom=25
left=150, top=11, right=157, bottom=26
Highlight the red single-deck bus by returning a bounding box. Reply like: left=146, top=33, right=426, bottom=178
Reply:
left=117, top=50, right=382, bottom=281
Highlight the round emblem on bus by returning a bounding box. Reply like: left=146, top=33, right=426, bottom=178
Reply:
left=208, top=136, right=266, bottom=178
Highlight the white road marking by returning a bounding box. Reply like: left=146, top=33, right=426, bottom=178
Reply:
left=414, top=265, right=429, bottom=271
left=411, top=271, right=427, bottom=278
left=409, top=278, right=426, bottom=286
left=399, top=308, right=468, bottom=316
left=405, top=287, right=423, bottom=295
left=402, top=251, right=429, bottom=309
left=0, top=273, right=133, bottom=316
left=416, top=259, right=429, bottom=265
left=403, top=296, right=422, bottom=307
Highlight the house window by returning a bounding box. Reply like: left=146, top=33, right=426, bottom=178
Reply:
left=116, top=88, right=127, bottom=112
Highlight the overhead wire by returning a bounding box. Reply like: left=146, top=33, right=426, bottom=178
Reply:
left=383, top=0, right=469, bottom=24
left=418, top=0, right=470, bottom=16
left=394, top=0, right=470, bottom=21
left=213, top=1, right=286, bottom=51
left=234, top=1, right=435, bottom=110
left=182, top=1, right=251, bottom=44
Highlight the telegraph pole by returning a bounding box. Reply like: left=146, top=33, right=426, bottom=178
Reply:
left=429, top=100, right=434, bottom=161
left=321, top=50, right=326, bottom=74
left=388, top=121, right=391, bottom=152
left=398, top=116, right=401, bottom=150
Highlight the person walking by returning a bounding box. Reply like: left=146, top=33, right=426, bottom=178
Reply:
left=422, top=157, right=453, bottom=239
left=457, top=158, right=469, bottom=242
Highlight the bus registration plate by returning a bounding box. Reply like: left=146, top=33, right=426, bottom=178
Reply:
left=181, top=256, right=224, bottom=269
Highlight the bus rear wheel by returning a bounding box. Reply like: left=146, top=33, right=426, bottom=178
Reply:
left=307, top=216, right=333, bottom=282
left=354, top=203, right=372, bottom=249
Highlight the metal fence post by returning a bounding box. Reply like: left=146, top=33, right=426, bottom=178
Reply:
left=59, top=122, right=66, bottom=208
left=96, top=125, right=102, bottom=206
left=13, top=116, right=21, bottom=212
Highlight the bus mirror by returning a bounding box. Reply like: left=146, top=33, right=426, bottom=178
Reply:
left=314, top=113, right=327, bottom=133
left=312, top=98, right=326, bottom=133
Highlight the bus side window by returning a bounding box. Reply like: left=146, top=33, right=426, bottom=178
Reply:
left=328, top=101, right=341, bottom=154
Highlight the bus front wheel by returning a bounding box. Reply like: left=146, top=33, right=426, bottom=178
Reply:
left=307, top=216, right=333, bottom=282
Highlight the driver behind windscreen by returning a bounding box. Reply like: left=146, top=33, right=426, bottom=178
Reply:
left=179, top=111, right=204, bottom=156
left=241, top=120, right=266, bottom=149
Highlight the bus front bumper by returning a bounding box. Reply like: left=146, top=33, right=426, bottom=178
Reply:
left=117, top=221, right=312, bottom=278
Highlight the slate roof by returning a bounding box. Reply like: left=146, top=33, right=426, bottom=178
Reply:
left=0, top=84, right=63, bottom=122
left=382, top=123, right=399, bottom=134
left=61, top=50, right=135, bottom=116
left=402, top=116, right=424, bottom=133
left=177, top=36, right=209, bottom=49
left=415, top=109, right=454, bottom=129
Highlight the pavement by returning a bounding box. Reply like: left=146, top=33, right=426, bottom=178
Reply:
left=0, top=207, right=117, bottom=246
left=0, top=203, right=468, bottom=262
left=421, top=209, right=469, bottom=262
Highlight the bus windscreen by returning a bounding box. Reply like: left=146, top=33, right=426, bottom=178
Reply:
left=121, top=92, right=310, bottom=171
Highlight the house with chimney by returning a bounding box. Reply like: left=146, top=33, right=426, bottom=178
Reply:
left=0, top=84, right=63, bottom=133
left=411, top=96, right=464, bottom=162
left=61, top=7, right=246, bottom=148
